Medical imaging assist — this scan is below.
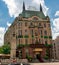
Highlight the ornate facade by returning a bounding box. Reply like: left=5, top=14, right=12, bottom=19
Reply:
left=4, top=2, right=52, bottom=60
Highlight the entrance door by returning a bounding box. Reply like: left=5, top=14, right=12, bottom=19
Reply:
left=36, top=54, right=40, bottom=59
left=36, top=53, right=44, bottom=62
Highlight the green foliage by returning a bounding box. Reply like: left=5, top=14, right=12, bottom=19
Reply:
left=45, top=43, right=52, bottom=47
left=0, top=47, right=3, bottom=54
left=45, top=43, right=48, bottom=47
left=17, top=44, right=30, bottom=48
left=41, top=36, right=43, bottom=38
left=17, top=44, right=24, bottom=48
left=44, top=43, right=52, bottom=60
left=48, top=44, right=52, bottom=47
left=18, top=35, right=23, bottom=38
left=0, top=44, right=10, bottom=54
left=44, top=56, right=49, bottom=60
left=44, top=36, right=48, bottom=38
left=44, top=49, right=49, bottom=60
left=32, top=35, right=34, bottom=38
left=24, top=35, right=29, bottom=38
left=26, top=55, right=32, bottom=62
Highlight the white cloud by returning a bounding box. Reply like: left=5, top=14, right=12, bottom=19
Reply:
left=33, top=0, right=44, bottom=5
left=52, top=32, right=59, bottom=40
left=0, top=27, right=5, bottom=46
left=0, top=22, right=11, bottom=46
left=3, top=0, right=49, bottom=17
left=3, top=0, right=22, bottom=17
left=32, top=0, right=49, bottom=16
left=52, top=18, right=59, bottom=40
left=55, top=11, right=59, bottom=16
left=53, top=18, right=59, bottom=31
left=7, top=22, right=11, bottom=27
left=51, top=10, right=59, bottom=40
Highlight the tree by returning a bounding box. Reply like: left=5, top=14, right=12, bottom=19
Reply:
left=0, top=47, right=3, bottom=54
left=44, top=43, right=52, bottom=60
left=0, top=44, right=10, bottom=54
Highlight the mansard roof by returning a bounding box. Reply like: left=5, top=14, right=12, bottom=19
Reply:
left=19, top=10, right=47, bottom=19
left=19, top=2, right=49, bottom=19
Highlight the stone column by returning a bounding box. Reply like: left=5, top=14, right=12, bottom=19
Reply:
left=10, top=37, right=16, bottom=59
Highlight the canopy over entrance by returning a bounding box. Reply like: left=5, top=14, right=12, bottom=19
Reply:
left=33, top=48, right=43, bottom=52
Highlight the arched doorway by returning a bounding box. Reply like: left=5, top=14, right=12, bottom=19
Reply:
left=36, top=53, right=41, bottom=59
left=33, top=48, right=44, bottom=62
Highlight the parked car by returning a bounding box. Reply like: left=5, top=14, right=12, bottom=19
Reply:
left=8, top=63, right=30, bottom=65
left=8, top=63, right=21, bottom=65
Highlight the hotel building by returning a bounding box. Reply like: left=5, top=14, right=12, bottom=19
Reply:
left=4, top=2, right=52, bottom=59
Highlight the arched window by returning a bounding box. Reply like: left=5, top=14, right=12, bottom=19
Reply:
left=32, top=17, right=39, bottom=20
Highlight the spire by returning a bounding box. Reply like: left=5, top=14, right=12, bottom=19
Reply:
left=40, top=4, right=42, bottom=12
left=23, top=1, right=25, bottom=11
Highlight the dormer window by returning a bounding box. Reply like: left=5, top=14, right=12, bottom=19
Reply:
left=39, top=23, right=41, bottom=26
left=32, top=16, right=39, bottom=21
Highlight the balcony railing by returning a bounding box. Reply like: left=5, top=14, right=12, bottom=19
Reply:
left=24, top=35, right=29, bottom=38
left=18, top=35, right=23, bottom=38
left=41, top=36, right=52, bottom=39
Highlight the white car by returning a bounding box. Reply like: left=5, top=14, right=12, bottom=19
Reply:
left=8, top=63, right=21, bottom=65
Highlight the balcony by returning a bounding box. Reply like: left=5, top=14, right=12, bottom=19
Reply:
left=24, top=35, right=29, bottom=38
left=32, top=35, right=34, bottom=38
left=49, top=36, right=52, bottom=39
left=44, top=36, right=48, bottom=38
left=41, top=36, right=52, bottom=39
left=29, top=25, right=35, bottom=28
left=41, top=36, right=43, bottom=38
left=18, top=35, right=23, bottom=38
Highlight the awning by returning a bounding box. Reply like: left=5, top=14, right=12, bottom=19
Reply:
left=33, top=48, right=43, bottom=52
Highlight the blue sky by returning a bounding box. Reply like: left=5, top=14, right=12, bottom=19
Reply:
left=0, top=0, right=59, bottom=46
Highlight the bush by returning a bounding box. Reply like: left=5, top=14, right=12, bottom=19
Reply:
left=26, top=55, right=32, bottom=62
left=0, top=44, right=10, bottom=54
left=44, top=56, right=49, bottom=60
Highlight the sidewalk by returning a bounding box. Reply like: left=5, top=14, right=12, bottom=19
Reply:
left=30, top=62, right=59, bottom=65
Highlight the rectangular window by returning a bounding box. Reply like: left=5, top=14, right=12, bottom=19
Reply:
left=35, top=31, right=38, bottom=36
left=41, top=30, right=42, bottom=35
left=13, top=33, right=15, bottom=37
left=25, top=22, right=27, bottom=26
left=32, top=39, right=34, bottom=44
left=19, top=39, right=20, bottom=44
left=30, top=22, right=33, bottom=26
left=39, top=23, right=41, bottom=26
left=18, top=30, right=22, bottom=35
left=25, top=39, right=28, bottom=44
left=25, top=29, right=28, bottom=35
left=19, top=39, right=22, bottom=44
left=45, top=40, right=48, bottom=44
left=39, top=39, right=41, bottom=44
left=13, top=32, right=15, bottom=37
left=44, top=23, right=46, bottom=27
left=44, top=30, right=47, bottom=35
left=48, top=24, right=50, bottom=27
left=18, top=22, right=22, bottom=28
left=39, top=30, right=43, bottom=35
left=35, top=38, right=39, bottom=44
left=31, top=29, right=33, bottom=36
left=41, top=39, right=43, bottom=44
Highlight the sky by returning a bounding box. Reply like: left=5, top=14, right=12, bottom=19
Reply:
left=0, top=0, right=59, bottom=46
